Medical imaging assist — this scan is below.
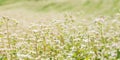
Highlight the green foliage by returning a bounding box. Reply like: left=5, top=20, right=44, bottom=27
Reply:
left=117, top=49, right=120, bottom=59
left=0, top=0, right=120, bottom=15
left=1, top=14, right=120, bottom=59
left=0, top=0, right=6, bottom=5
left=0, top=0, right=120, bottom=60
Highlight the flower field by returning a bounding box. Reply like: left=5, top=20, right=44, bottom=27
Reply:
left=0, top=14, right=120, bottom=60
left=0, top=0, right=120, bottom=60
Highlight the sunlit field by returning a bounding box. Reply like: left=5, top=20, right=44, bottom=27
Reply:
left=0, top=0, right=120, bottom=60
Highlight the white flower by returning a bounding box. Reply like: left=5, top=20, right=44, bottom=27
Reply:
left=83, top=39, right=89, bottom=42
left=81, top=44, right=86, bottom=48
left=111, top=43, right=117, bottom=47
left=94, top=17, right=105, bottom=23
left=59, top=45, right=64, bottom=49
left=112, top=19, right=117, bottom=23
left=67, top=52, right=73, bottom=57
left=74, top=38, right=80, bottom=41
left=32, top=29, right=39, bottom=33
left=55, top=39, right=60, bottom=44
left=89, top=51, right=94, bottom=54
left=17, top=53, right=33, bottom=59
left=71, top=46, right=76, bottom=52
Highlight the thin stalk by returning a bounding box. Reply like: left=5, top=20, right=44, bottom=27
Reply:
left=99, top=23, right=106, bottom=43
left=34, top=32, right=39, bottom=58
left=6, top=18, right=10, bottom=48
left=3, top=17, right=11, bottom=60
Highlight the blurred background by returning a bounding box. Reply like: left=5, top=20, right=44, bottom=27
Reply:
left=0, top=0, right=120, bottom=20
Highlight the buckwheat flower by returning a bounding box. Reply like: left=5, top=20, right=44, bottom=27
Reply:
left=59, top=45, right=64, bottom=49
left=32, top=29, right=39, bottom=33
left=11, top=18, right=19, bottom=24
left=71, top=46, right=76, bottom=52
left=89, top=51, right=94, bottom=54
left=74, top=38, right=80, bottom=42
left=46, top=39, right=51, bottom=44
left=112, top=19, right=118, bottom=23
left=57, top=54, right=62, bottom=57
left=0, top=48, right=14, bottom=51
left=90, top=30, right=98, bottom=34
left=35, top=56, right=41, bottom=60
left=27, top=50, right=36, bottom=54
left=105, top=44, right=111, bottom=49
left=16, top=42, right=27, bottom=48
left=17, top=53, right=33, bottom=59
left=18, top=38, right=24, bottom=41
left=10, top=33, right=17, bottom=37
left=81, top=44, right=86, bottom=48
left=83, top=39, right=89, bottom=43
left=111, top=43, right=117, bottom=48
left=94, top=17, right=105, bottom=23
left=108, top=50, right=117, bottom=57
left=65, top=39, right=70, bottom=43
left=67, top=52, right=73, bottom=58
left=55, top=39, right=60, bottom=44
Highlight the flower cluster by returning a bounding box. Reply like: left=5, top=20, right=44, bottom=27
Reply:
left=0, top=15, right=120, bottom=60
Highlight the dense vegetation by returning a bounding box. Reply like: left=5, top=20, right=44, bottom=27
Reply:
left=0, top=0, right=120, bottom=15
left=0, top=0, right=120, bottom=60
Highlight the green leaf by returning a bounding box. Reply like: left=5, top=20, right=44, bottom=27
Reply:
left=0, top=56, right=3, bottom=60
left=117, top=49, right=120, bottom=59
left=84, top=57, right=90, bottom=60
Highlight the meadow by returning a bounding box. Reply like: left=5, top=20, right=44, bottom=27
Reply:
left=0, top=0, right=120, bottom=60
